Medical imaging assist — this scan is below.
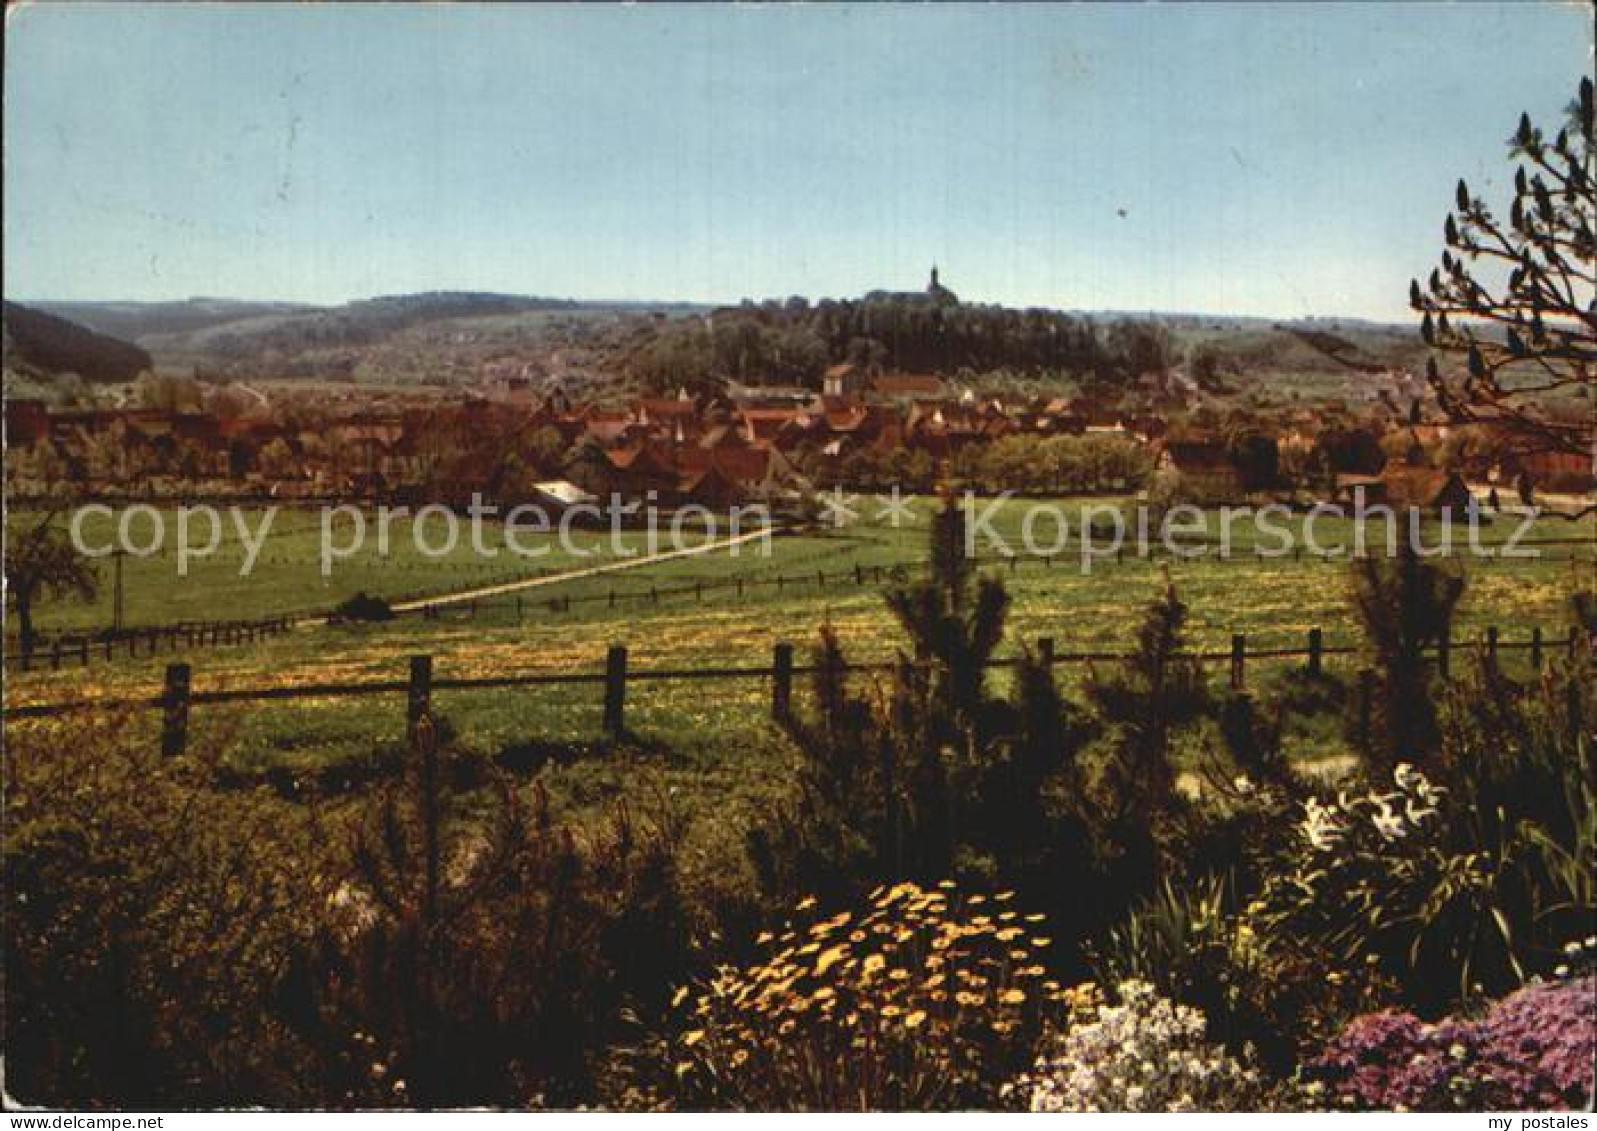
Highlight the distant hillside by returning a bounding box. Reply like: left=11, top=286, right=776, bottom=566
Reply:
left=36, top=298, right=318, bottom=342
left=12, top=286, right=1440, bottom=412
left=2, top=301, right=153, bottom=385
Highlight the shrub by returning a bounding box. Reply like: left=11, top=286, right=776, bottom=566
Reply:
left=3, top=715, right=332, bottom=1107
left=1305, top=975, right=1596, bottom=1111
left=667, top=881, right=1072, bottom=1110
left=1012, top=980, right=1263, bottom=1112
left=1436, top=654, right=1596, bottom=981
left=1252, top=763, right=1509, bottom=1015
left=1349, top=545, right=1464, bottom=771
left=276, top=716, right=695, bottom=1107
left=334, top=591, right=394, bottom=621
left=749, top=500, right=1102, bottom=958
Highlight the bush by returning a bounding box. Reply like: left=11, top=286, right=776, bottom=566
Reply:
left=1012, top=980, right=1263, bottom=1112
left=1349, top=546, right=1464, bottom=771
left=1252, top=764, right=1503, bottom=1015
left=3, top=715, right=332, bottom=1106
left=334, top=591, right=394, bottom=621
left=666, top=882, right=1072, bottom=1110
left=749, top=500, right=1103, bottom=959
left=276, top=717, right=695, bottom=1107
left=1305, top=975, right=1596, bottom=1111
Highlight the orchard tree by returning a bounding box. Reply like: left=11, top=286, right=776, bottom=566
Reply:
left=6, top=515, right=99, bottom=660
left=1411, top=77, right=1595, bottom=461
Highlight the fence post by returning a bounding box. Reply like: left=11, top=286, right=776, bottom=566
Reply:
left=1306, top=627, right=1323, bottom=677
left=855, top=563, right=864, bottom=585
left=603, top=645, right=627, bottom=736
left=1230, top=633, right=1245, bottom=691
left=51, top=639, right=63, bottom=670
left=1486, top=626, right=1499, bottom=665
left=1571, top=624, right=1581, bottom=663
left=1038, top=637, right=1055, bottom=668
left=79, top=639, right=89, bottom=666
left=1531, top=626, right=1543, bottom=670
left=1356, top=667, right=1375, bottom=751
left=407, top=655, right=433, bottom=739
left=1437, top=624, right=1451, bottom=679
left=772, top=641, right=795, bottom=721
left=161, top=662, right=192, bottom=757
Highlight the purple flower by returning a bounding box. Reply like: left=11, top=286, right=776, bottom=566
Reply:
left=1306, top=978, right=1595, bottom=1111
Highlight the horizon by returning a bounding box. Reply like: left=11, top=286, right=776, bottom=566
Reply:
left=15, top=285, right=1421, bottom=330
left=4, top=3, right=1592, bottom=321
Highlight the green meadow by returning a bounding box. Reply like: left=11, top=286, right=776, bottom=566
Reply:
left=6, top=497, right=1591, bottom=786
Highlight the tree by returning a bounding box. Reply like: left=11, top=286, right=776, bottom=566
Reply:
left=6, top=516, right=98, bottom=660
left=883, top=499, right=1009, bottom=729
left=1226, top=426, right=1281, bottom=491
left=1412, top=77, right=1595, bottom=463
left=1350, top=545, right=1465, bottom=771
left=1082, top=579, right=1210, bottom=834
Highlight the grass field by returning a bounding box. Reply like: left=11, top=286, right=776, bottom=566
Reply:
left=8, top=494, right=1591, bottom=906
left=8, top=495, right=1591, bottom=738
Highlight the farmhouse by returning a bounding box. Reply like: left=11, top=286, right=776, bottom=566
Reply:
left=1377, top=467, right=1475, bottom=513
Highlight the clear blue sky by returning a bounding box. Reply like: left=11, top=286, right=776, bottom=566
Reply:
left=4, top=2, right=1590, bottom=320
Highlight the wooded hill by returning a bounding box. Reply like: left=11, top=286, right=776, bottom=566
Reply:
left=2, top=301, right=153, bottom=385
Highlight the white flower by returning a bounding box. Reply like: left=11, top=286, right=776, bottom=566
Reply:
left=1302, top=797, right=1343, bottom=851
left=1371, top=799, right=1406, bottom=840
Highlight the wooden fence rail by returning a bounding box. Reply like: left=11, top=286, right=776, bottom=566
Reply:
left=5, top=615, right=297, bottom=671
left=4, top=624, right=1583, bottom=758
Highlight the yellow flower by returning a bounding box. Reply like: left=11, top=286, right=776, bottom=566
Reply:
left=796, top=896, right=818, bottom=912
left=862, top=954, right=886, bottom=975
left=683, top=1030, right=705, bottom=1047
left=1031, top=937, right=1053, bottom=947
left=671, top=985, right=690, bottom=1008
left=815, top=945, right=848, bottom=975
left=1000, top=988, right=1026, bottom=1005
left=904, top=1010, right=927, bottom=1029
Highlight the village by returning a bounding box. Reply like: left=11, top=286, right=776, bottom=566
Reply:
left=6, top=356, right=1591, bottom=517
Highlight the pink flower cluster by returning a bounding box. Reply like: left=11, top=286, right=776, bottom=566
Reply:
left=1307, top=976, right=1595, bottom=1111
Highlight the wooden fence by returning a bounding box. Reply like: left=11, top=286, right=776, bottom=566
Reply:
left=4, top=623, right=1583, bottom=758
left=5, top=616, right=297, bottom=672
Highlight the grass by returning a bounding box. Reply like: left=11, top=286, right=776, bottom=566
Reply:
left=7, top=505, right=667, bottom=629
left=7, top=494, right=1589, bottom=741
left=7, top=493, right=1589, bottom=911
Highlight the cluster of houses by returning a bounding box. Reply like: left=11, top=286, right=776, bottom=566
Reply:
left=2, top=371, right=1163, bottom=505
left=5, top=368, right=1590, bottom=510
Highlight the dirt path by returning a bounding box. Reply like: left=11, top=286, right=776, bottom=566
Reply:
left=385, top=523, right=788, bottom=613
